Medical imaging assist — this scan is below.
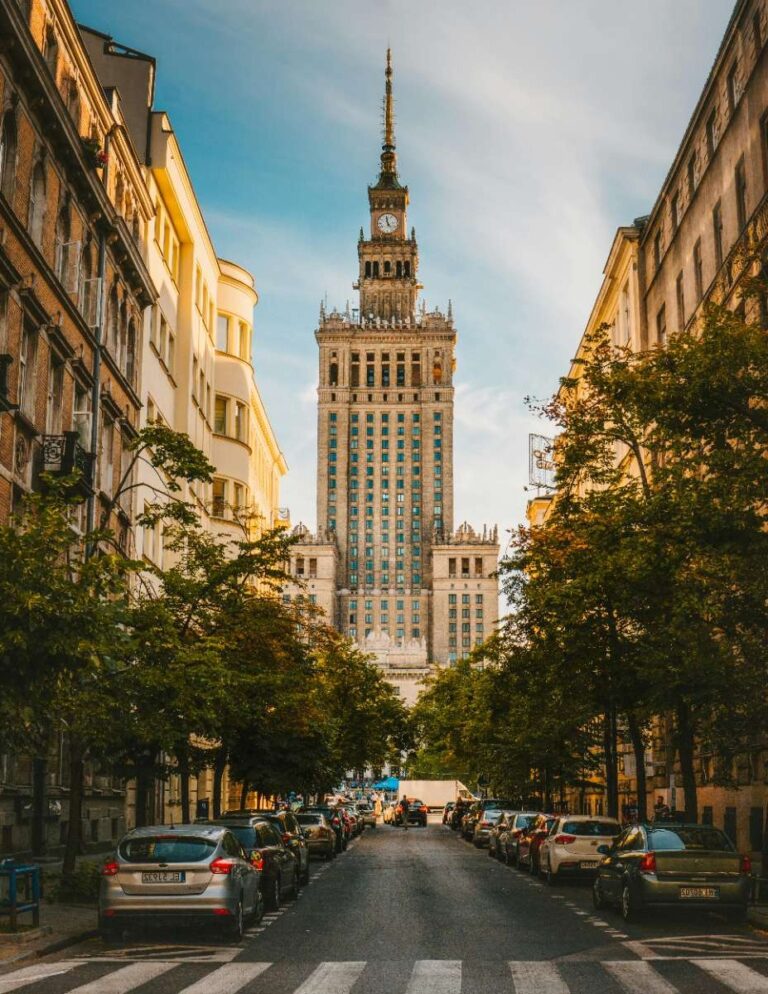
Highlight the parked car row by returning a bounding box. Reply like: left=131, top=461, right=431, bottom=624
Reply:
left=447, top=802, right=751, bottom=923
left=99, top=800, right=373, bottom=943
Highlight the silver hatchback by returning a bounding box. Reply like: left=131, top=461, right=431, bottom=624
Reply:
left=99, top=824, right=263, bottom=941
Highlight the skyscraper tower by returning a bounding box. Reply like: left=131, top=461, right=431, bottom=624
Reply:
left=288, top=53, right=499, bottom=705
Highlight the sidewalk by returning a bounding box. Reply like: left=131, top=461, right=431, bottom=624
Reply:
left=0, top=899, right=96, bottom=965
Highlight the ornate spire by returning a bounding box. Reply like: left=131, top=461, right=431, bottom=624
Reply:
left=377, top=48, right=399, bottom=186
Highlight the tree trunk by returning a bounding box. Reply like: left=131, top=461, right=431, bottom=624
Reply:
left=135, top=754, right=156, bottom=828
left=212, top=748, right=227, bottom=818
left=31, top=755, right=47, bottom=857
left=543, top=765, right=552, bottom=813
left=62, top=738, right=84, bottom=877
left=675, top=700, right=698, bottom=823
left=178, top=748, right=190, bottom=825
left=603, top=707, right=619, bottom=819
left=239, top=781, right=248, bottom=809
left=626, top=711, right=648, bottom=822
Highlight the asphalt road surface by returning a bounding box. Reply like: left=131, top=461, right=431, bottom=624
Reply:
left=3, top=817, right=768, bottom=994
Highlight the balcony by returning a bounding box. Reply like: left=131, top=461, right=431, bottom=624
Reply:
left=40, top=431, right=94, bottom=493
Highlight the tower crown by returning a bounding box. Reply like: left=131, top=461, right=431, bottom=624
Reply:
left=374, top=48, right=402, bottom=191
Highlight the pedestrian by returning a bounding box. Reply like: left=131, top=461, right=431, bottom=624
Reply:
left=653, top=796, right=670, bottom=822
left=374, top=795, right=383, bottom=820
left=399, top=794, right=410, bottom=831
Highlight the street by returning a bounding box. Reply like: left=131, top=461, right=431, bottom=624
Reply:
left=3, top=818, right=768, bottom=994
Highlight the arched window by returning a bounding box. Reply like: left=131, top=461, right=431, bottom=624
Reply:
left=108, top=287, right=119, bottom=354
left=54, top=200, right=71, bottom=283
left=0, top=112, right=18, bottom=202
left=79, top=242, right=96, bottom=322
left=28, top=160, right=46, bottom=247
left=126, top=319, right=136, bottom=385
left=44, top=27, right=59, bottom=81
left=118, top=300, right=127, bottom=371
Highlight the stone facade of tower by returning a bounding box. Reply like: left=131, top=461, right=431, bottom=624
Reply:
left=285, top=52, right=499, bottom=705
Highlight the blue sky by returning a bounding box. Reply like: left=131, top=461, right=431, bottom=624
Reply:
left=73, top=0, right=734, bottom=548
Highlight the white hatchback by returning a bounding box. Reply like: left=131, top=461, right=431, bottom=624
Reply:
left=538, top=815, right=621, bottom=884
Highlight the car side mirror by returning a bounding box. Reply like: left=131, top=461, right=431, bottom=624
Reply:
left=596, top=844, right=611, bottom=856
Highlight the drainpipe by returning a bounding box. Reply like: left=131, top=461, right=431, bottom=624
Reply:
left=85, top=125, right=116, bottom=542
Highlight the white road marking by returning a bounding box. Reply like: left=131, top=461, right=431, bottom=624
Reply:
left=605, top=960, right=679, bottom=994
left=294, top=961, right=367, bottom=994
left=405, top=960, right=462, bottom=994
left=692, top=958, right=768, bottom=992
left=67, top=961, right=177, bottom=993
left=0, top=962, right=81, bottom=992
left=176, top=962, right=272, bottom=994
left=622, top=939, right=661, bottom=959
left=509, top=961, right=569, bottom=994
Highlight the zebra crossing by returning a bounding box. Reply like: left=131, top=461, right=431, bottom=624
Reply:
left=3, top=957, right=768, bottom=993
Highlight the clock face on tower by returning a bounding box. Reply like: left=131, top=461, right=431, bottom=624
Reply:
left=377, top=212, right=399, bottom=233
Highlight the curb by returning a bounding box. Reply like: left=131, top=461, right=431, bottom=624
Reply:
left=0, top=927, right=97, bottom=969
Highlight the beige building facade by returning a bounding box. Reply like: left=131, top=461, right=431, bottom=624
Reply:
left=286, top=53, right=499, bottom=706
left=537, top=0, right=768, bottom=853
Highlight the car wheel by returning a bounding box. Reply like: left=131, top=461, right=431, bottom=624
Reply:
left=593, top=879, right=608, bottom=910
left=264, top=875, right=280, bottom=911
left=98, top=917, right=121, bottom=944
left=301, top=860, right=310, bottom=886
left=228, top=899, right=244, bottom=942
left=546, top=866, right=557, bottom=886
left=621, top=883, right=640, bottom=922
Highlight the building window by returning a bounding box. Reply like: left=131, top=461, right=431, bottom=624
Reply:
left=234, top=402, right=247, bottom=442
left=712, top=200, right=724, bottom=268
left=653, top=230, right=662, bottom=272
left=18, top=324, right=38, bottom=419
left=45, top=355, right=64, bottom=434
left=687, top=151, right=697, bottom=199
left=0, top=112, right=17, bottom=201
left=28, top=161, right=46, bottom=247
left=706, top=108, right=718, bottom=158
left=727, top=62, right=739, bottom=113
left=735, top=157, right=748, bottom=231
left=216, top=314, right=229, bottom=351
left=212, top=479, right=226, bottom=517
left=656, top=304, right=666, bottom=347
left=214, top=395, right=228, bottom=434
left=676, top=271, right=685, bottom=331
left=693, top=238, right=703, bottom=302
left=670, top=191, right=679, bottom=233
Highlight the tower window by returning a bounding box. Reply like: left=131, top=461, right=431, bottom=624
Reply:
left=384, top=260, right=391, bottom=274
left=365, top=261, right=372, bottom=277
left=373, top=261, right=380, bottom=277
left=396, top=261, right=402, bottom=277
left=404, top=261, right=411, bottom=277
left=330, top=361, right=338, bottom=386
left=351, top=353, right=360, bottom=387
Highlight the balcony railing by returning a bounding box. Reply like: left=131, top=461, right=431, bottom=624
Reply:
left=41, top=431, right=94, bottom=488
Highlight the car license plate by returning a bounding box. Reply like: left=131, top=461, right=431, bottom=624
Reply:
left=580, top=861, right=599, bottom=869
left=680, top=886, right=718, bottom=899
left=141, top=871, right=184, bottom=883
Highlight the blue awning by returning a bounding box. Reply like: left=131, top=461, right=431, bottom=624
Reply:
left=373, top=776, right=400, bottom=790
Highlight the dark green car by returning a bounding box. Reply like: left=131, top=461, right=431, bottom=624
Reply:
left=593, top=822, right=751, bottom=922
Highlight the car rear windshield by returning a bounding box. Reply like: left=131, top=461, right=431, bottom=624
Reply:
left=562, top=821, right=619, bottom=836
left=649, top=827, right=735, bottom=852
left=119, top=835, right=217, bottom=863
left=409, top=800, right=424, bottom=807
left=224, top=826, right=258, bottom=849
left=484, top=799, right=514, bottom=809
left=297, top=814, right=322, bottom=825
left=516, top=815, right=537, bottom=829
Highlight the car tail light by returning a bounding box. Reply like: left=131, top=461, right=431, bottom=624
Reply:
left=741, top=854, right=752, bottom=875
left=511, top=829, right=522, bottom=837
left=250, top=852, right=264, bottom=871
left=480, top=820, right=492, bottom=828
left=332, top=817, right=340, bottom=825
left=101, top=860, right=119, bottom=876
left=210, top=857, right=236, bottom=874
left=554, top=834, right=576, bottom=845
left=212, top=908, right=232, bottom=916
left=420, top=806, right=428, bottom=813
left=638, top=852, right=657, bottom=874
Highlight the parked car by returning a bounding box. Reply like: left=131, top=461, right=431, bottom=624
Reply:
left=487, top=811, right=519, bottom=858
left=259, top=810, right=311, bottom=885
left=341, top=804, right=364, bottom=836
left=303, top=806, right=346, bottom=853
left=99, top=824, right=262, bottom=941
left=396, top=798, right=428, bottom=827
left=517, top=814, right=556, bottom=874
left=442, top=801, right=455, bottom=825
left=356, top=803, right=377, bottom=828
left=538, top=815, right=621, bottom=884
left=297, top=812, right=336, bottom=860
left=499, top=812, right=540, bottom=865
left=472, top=808, right=505, bottom=848
left=462, top=799, right=515, bottom=841
left=593, top=822, right=751, bottom=923
left=338, top=806, right=354, bottom=842
left=210, top=816, right=299, bottom=911
left=450, top=798, right=472, bottom=831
